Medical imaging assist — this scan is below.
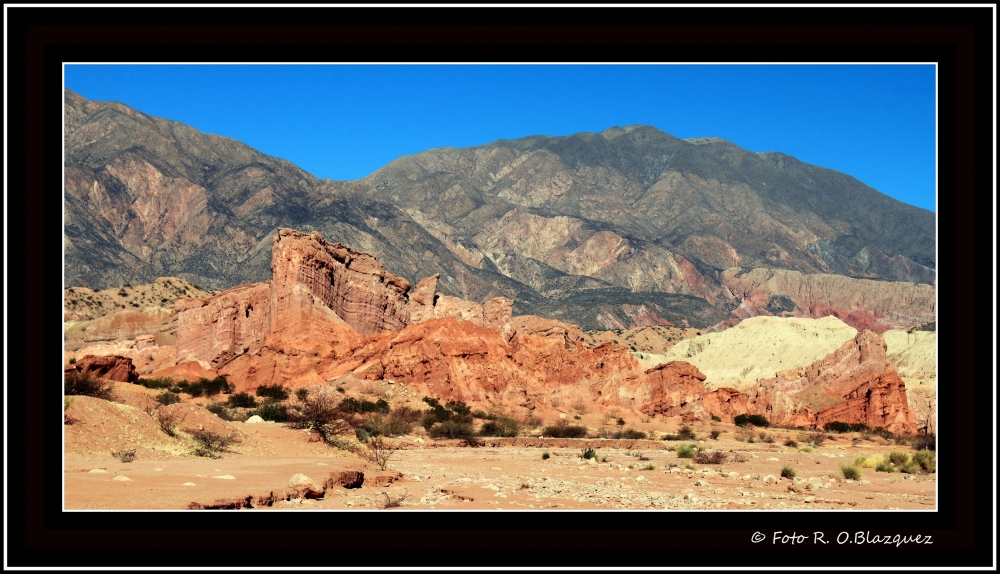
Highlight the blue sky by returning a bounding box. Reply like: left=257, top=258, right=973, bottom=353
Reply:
left=65, top=64, right=936, bottom=212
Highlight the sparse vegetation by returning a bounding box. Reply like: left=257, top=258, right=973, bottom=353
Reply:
left=912, top=449, right=935, bottom=473
left=170, top=377, right=232, bottom=397
left=295, top=388, right=309, bottom=401
left=112, top=448, right=137, bottom=463
left=807, top=433, right=827, bottom=447
left=581, top=447, right=598, bottom=460
left=64, top=372, right=115, bottom=401
left=249, top=402, right=288, bottom=422
left=428, top=419, right=476, bottom=439
left=155, top=408, right=186, bottom=437
left=710, top=430, right=722, bottom=440
left=711, top=416, right=721, bottom=422
left=478, top=415, right=523, bottom=437
left=640, top=462, right=657, bottom=471
left=543, top=421, right=589, bottom=438
left=227, top=392, right=257, bottom=409
left=780, top=465, right=796, bottom=479
left=541, top=451, right=551, bottom=460
left=694, top=450, right=727, bottom=464
left=682, top=461, right=697, bottom=471
left=255, top=384, right=290, bottom=401
left=675, top=444, right=698, bottom=458
left=784, top=438, right=798, bottom=448
left=758, top=432, right=775, bottom=444
left=134, top=377, right=176, bottom=390
left=340, top=397, right=390, bottom=414
left=887, top=450, right=910, bottom=466
left=616, top=417, right=626, bottom=426
left=733, top=414, right=769, bottom=427
left=287, top=393, right=352, bottom=444
left=911, top=433, right=936, bottom=451
left=189, top=429, right=242, bottom=458
left=156, top=391, right=180, bottom=406
left=377, top=490, right=409, bottom=509
left=677, top=425, right=696, bottom=440
left=358, top=435, right=399, bottom=471
left=824, top=421, right=870, bottom=433
left=614, top=429, right=647, bottom=440
left=798, top=446, right=814, bottom=453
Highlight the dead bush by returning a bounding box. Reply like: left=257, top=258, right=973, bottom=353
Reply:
left=694, top=450, right=728, bottom=464
left=358, top=435, right=399, bottom=471
left=156, top=408, right=187, bottom=437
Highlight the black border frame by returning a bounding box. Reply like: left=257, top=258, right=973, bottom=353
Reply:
left=5, top=4, right=994, bottom=570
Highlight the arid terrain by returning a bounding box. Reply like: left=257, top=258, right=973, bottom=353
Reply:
left=63, top=90, right=935, bottom=511
left=64, top=380, right=935, bottom=511
left=64, top=228, right=936, bottom=511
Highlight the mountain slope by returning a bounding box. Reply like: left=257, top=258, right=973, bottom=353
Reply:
left=64, top=91, right=935, bottom=331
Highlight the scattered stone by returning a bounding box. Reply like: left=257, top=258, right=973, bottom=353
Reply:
left=213, top=475, right=236, bottom=480
left=112, top=475, right=132, bottom=482
left=763, top=475, right=777, bottom=485
left=88, top=468, right=108, bottom=474
left=766, top=457, right=780, bottom=461
left=183, top=482, right=196, bottom=486
left=288, top=473, right=325, bottom=499
left=245, top=415, right=265, bottom=424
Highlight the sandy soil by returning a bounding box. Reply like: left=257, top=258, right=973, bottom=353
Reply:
left=65, top=393, right=936, bottom=511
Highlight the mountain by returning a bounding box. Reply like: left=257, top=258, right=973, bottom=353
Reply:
left=63, top=89, right=935, bottom=331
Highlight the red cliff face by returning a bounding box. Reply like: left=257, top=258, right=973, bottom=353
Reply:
left=743, top=331, right=917, bottom=434
left=66, top=355, right=137, bottom=383
left=270, top=229, right=411, bottom=335
left=172, top=228, right=921, bottom=434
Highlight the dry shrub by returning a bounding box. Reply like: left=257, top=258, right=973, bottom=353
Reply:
left=65, top=371, right=115, bottom=401
left=694, top=450, right=728, bottom=464
left=156, top=408, right=187, bottom=437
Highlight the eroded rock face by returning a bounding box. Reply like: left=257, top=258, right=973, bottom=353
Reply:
left=175, top=282, right=271, bottom=368
left=743, top=331, right=917, bottom=434
left=67, top=355, right=137, bottom=382
left=626, top=362, right=709, bottom=419
left=271, top=229, right=410, bottom=335
left=703, top=387, right=756, bottom=422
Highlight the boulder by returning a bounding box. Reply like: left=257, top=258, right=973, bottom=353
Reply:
left=287, top=473, right=325, bottom=499
left=67, top=355, right=137, bottom=382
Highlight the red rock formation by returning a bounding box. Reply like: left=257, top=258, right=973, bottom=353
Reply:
left=145, top=361, right=220, bottom=383
left=270, top=229, right=410, bottom=335
left=66, top=355, right=137, bottom=382
left=175, top=282, right=272, bottom=368
left=744, top=331, right=917, bottom=434
left=407, top=274, right=439, bottom=324
left=703, top=387, right=756, bottom=422
left=623, top=362, right=709, bottom=419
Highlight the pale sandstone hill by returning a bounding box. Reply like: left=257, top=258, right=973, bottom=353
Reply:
left=650, top=316, right=859, bottom=391
left=882, top=330, right=937, bottom=434
left=64, top=277, right=214, bottom=351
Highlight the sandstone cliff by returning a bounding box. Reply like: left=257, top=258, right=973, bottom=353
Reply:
left=655, top=316, right=859, bottom=391
left=883, top=330, right=936, bottom=434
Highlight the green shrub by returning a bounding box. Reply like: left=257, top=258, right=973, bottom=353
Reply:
left=249, top=402, right=288, bottom=422
left=711, top=416, right=721, bottom=422
left=875, top=459, right=896, bottom=473
left=358, top=411, right=414, bottom=437
left=912, top=449, right=935, bottom=473
left=255, top=384, right=290, bottom=401
left=339, top=397, right=390, bottom=414
left=911, top=433, right=936, bottom=451
left=839, top=463, right=862, bottom=480
left=581, top=447, right=598, bottom=460
left=823, top=421, right=870, bottom=433
left=682, top=461, right=697, bottom=471
left=677, top=425, right=696, bottom=440
left=543, top=422, right=589, bottom=438
left=899, top=460, right=921, bottom=474
left=227, top=392, right=257, bottom=408
left=171, top=377, right=232, bottom=397
left=617, top=429, right=647, bottom=440
left=780, top=465, right=796, bottom=479
left=156, top=391, right=180, bottom=406
left=798, top=446, right=814, bottom=453
left=471, top=409, right=493, bottom=420
left=887, top=450, right=911, bottom=466
left=675, top=444, right=698, bottom=458
left=541, top=451, right=551, bottom=460
left=734, top=414, right=769, bottom=427
left=478, top=416, right=522, bottom=437
left=641, top=462, right=657, bottom=471
left=295, top=388, right=309, bottom=401
left=134, top=377, right=175, bottom=390
left=64, top=372, right=115, bottom=400
left=428, top=420, right=476, bottom=439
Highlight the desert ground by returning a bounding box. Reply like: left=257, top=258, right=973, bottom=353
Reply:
left=64, top=380, right=935, bottom=511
